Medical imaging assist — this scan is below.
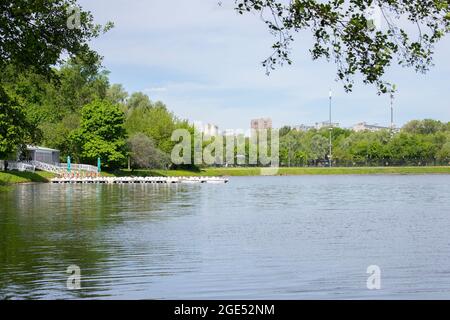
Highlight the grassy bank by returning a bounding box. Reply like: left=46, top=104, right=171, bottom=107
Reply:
left=0, top=171, right=55, bottom=185
left=1, top=166, right=448, bottom=185
left=107, top=166, right=450, bottom=177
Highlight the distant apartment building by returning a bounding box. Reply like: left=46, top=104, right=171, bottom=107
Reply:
left=315, top=121, right=340, bottom=130
left=251, top=118, right=272, bottom=130
left=353, top=122, right=389, bottom=132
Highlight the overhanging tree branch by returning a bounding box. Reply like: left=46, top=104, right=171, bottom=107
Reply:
left=235, top=0, right=450, bottom=94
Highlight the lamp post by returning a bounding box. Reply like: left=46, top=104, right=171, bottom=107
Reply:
left=329, top=89, right=332, bottom=167
left=390, top=92, right=394, bottom=130
left=390, top=84, right=396, bottom=133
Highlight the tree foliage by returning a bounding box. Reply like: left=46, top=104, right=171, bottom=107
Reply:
left=127, top=133, right=170, bottom=169
left=72, top=100, right=127, bottom=168
left=1, top=54, right=192, bottom=169
left=278, top=119, right=450, bottom=166
left=107, top=84, right=128, bottom=106
left=125, top=99, right=192, bottom=154
left=0, top=0, right=112, bottom=160
left=0, top=87, right=29, bottom=159
left=0, top=0, right=112, bottom=77
left=235, top=0, right=450, bottom=93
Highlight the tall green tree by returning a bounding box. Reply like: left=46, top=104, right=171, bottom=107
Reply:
left=127, top=133, right=170, bottom=169
left=0, top=0, right=112, bottom=158
left=0, top=0, right=111, bottom=77
left=0, top=87, right=29, bottom=159
left=126, top=92, right=152, bottom=111
left=402, top=119, right=446, bottom=135
left=437, top=142, right=450, bottom=164
left=55, top=56, right=110, bottom=113
left=125, top=97, right=189, bottom=154
left=309, top=134, right=329, bottom=164
left=73, top=100, right=127, bottom=168
left=107, top=84, right=128, bottom=106
left=1, top=55, right=111, bottom=159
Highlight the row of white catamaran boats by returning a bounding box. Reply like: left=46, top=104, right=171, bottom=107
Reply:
left=51, top=176, right=229, bottom=184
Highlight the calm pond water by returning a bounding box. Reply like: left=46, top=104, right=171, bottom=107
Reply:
left=1, top=175, right=450, bottom=299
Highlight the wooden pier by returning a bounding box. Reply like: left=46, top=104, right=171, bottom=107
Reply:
left=51, top=176, right=229, bottom=184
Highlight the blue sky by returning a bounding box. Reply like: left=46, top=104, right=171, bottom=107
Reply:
left=79, top=0, right=450, bottom=130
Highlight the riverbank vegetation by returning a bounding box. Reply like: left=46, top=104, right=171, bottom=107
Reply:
left=106, top=166, right=450, bottom=177
left=279, top=120, right=450, bottom=167
left=1, top=57, right=192, bottom=170
left=0, top=0, right=191, bottom=171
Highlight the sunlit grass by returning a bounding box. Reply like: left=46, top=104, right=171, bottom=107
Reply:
left=106, top=166, right=450, bottom=177
left=0, top=171, right=55, bottom=185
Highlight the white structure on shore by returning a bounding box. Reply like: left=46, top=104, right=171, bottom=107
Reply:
left=315, top=121, right=340, bottom=130
left=20, top=145, right=60, bottom=164
left=353, top=122, right=390, bottom=132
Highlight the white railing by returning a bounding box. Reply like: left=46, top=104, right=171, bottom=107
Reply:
left=29, top=160, right=63, bottom=173
left=59, top=163, right=98, bottom=172
left=3, top=160, right=98, bottom=174
left=4, top=161, right=36, bottom=172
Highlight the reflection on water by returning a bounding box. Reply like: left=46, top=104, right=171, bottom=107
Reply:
left=1, top=175, right=450, bottom=299
left=0, top=184, right=198, bottom=299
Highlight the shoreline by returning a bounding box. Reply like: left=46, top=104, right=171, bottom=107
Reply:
left=109, top=166, right=450, bottom=178
left=1, top=166, right=449, bottom=185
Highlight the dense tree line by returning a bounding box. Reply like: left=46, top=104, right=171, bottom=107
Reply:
left=0, top=0, right=192, bottom=170
left=278, top=120, right=450, bottom=167
left=1, top=56, right=192, bottom=170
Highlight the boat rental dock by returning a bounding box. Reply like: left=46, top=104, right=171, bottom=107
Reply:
left=51, top=176, right=229, bottom=184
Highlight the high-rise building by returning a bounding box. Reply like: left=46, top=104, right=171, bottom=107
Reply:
left=251, top=118, right=272, bottom=130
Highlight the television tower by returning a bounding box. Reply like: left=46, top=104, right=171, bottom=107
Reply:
left=329, top=89, right=332, bottom=167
